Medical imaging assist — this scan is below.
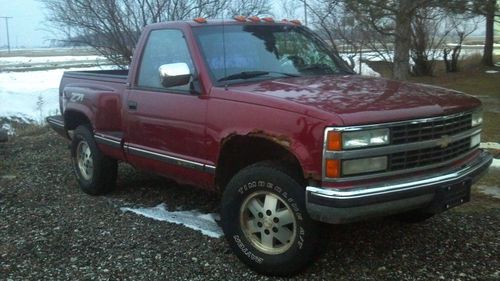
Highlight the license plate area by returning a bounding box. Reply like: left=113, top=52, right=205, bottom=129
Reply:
left=427, top=179, right=471, bottom=213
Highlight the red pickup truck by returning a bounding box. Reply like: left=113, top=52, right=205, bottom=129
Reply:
left=47, top=18, right=492, bottom=276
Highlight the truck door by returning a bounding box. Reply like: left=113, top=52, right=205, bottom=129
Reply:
left=123, top=28, right=212, bottom=187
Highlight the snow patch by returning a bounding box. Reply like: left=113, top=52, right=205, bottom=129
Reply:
left=485, top=70, right=499, bottom=74
left=1, top=123, right=15, bottom=136
left=120, top=203, right=223, bottom=238
left=476, top=185, right=500, bottom=199
left=491, top=159, right=500, bottom=169
left=480, top=142, right=500, bottom=150
left=340, top=54, right=381, bottom=77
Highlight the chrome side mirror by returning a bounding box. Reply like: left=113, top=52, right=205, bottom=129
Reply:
left=159, top=63, right=191, bottom=88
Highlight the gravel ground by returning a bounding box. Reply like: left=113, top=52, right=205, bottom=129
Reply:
left=1, top=126, right=499, bottom=281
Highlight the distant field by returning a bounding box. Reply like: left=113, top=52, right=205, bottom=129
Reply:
left=0, top=47, right=99, bottom=57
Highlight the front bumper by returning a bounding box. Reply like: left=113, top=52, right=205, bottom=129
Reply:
left=306, top=150, right=493, bottom=224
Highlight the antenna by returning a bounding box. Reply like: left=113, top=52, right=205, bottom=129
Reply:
left=222, top=14, right=228, bottom=90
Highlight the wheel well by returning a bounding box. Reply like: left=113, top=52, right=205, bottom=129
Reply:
left=216, top=136, right=304, bottom=191
left=64, top=111, right=91, bottom=130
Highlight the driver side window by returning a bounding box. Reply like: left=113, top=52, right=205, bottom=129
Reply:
left=137, top=29, right=194, bottom=91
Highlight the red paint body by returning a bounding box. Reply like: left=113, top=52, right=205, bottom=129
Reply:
left=58, top=21, right=481, bottom=191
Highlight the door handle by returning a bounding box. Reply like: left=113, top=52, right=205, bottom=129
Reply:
left=127, top=100, right=138, bottom=110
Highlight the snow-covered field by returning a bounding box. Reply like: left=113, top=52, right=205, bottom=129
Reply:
left=0, top=66, right=113, bottom=124
left=0, top=55, right=106, bottom=66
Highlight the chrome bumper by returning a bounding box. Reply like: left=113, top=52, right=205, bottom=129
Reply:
left=306, top=150, right=493, bottom=224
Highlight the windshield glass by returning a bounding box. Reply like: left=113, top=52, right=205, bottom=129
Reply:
left=193, top=24, right=352, bottom=84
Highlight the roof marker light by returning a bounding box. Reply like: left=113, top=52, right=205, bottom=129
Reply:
left=233, top=15, right=247, bottom=22
left=193, top=17, right=207, bottom=23
left=248, top=16, right=261, bottom=23
left=262, top=17, right=274, bottom=23
left=290, top=19, right=302, bottom=25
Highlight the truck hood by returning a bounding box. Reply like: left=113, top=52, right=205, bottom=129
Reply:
left=229, top=75, right=481, bottom=125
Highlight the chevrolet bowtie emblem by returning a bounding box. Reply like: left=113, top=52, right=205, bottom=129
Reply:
left=437, top=135, right=452, bottom=148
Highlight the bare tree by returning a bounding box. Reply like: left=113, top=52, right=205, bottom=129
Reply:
left=443, top=15, right=479, bottom=72
left=41, top=0, right=271, bottom=66
left=480, top=0, right=498, bottom=66
left=307, top=0, right=432, bottom=79
left=279, top=0, right=302, bottom=20
left=341, top=0, right=419, bottom=80
left=228, top=0, right=272, bottom=17
left=446, top=0, right=499, bottom=66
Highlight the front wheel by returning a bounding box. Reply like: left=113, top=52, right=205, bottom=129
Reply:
left=221, top=162, right=319, bottom=276
left=71, top=125, right=117, bottom=195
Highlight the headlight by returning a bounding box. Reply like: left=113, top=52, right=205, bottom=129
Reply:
left=342, top=128, right=390, bottom=149
left=342, top=156, right=388, bottom=175
left=471, top=109, right=482, bottom=127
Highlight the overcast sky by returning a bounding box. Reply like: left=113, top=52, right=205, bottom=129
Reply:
left=0, top=0, right=55, bottom=48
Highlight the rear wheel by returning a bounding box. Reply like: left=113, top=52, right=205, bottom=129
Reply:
left=71, top=125, right=117, bottom=195
left=221, top=162, right=319, bottom=276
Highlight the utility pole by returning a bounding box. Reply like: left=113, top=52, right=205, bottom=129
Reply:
left=0, top=17, right=13, bottom=53
left=303, top=0, right=308, bottom=26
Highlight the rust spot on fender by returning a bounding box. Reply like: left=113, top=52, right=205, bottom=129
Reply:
left=304, top=171, right=322, bottom=182
left=247, top=129, right=292, bottom=148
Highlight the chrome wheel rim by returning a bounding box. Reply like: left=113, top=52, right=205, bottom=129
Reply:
left=240, top=191, right=297, bottom=255
left=76, top=140, right=93, bottom=181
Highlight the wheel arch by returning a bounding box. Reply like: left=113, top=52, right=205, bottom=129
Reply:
left=64, top=110, right=92, bottom=131
left=215, top=134, right=308, bottom=191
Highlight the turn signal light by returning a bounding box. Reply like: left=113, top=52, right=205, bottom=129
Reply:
left=327, top=131, right=342, bottom=151
left=290, top=19, right=302, bottom=25
left=326, top=159, right=340, bottom=178
left=193, top=17, right=207, bottom=23
left=262, top=17, right=274, bottom=23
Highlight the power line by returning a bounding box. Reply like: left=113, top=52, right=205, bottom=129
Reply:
left=0, top=17, right=13, bottom=53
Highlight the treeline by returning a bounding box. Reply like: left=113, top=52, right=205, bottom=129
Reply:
left=41, top=0, right=499, bottom=80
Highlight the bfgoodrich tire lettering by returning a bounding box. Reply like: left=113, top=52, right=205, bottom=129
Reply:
left=221, top=162, right=319, bottom=276
left=71, top=125, right=117, bottom=195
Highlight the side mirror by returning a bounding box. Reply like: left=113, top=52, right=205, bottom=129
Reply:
left=159, top=63, right=191, bottom=88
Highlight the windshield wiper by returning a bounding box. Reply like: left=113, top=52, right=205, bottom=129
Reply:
left=218, top=71, right=299, bottom=82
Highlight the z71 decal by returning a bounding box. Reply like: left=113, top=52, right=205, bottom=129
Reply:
left=69, top=92, right=85, bottom=103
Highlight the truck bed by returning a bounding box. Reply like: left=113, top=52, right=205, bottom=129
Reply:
left=63, top=69, right=128, bottom=84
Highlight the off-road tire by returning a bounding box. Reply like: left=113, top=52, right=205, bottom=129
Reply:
left=221, top=162, right=319, bottom=276
left=71, top=125, right=117, bottom=195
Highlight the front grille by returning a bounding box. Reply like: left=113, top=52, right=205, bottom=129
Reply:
left=390, top=113, right=472, bottom=145
left=389, top=138, right=472, bottom=171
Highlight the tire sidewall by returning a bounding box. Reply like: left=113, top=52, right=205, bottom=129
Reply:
left=221, top=166, right=318, bottom=275
left=71, top=125, right=103, bottom=194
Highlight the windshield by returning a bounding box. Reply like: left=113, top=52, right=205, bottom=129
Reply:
left=193, top=24, right=353, bottom=84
